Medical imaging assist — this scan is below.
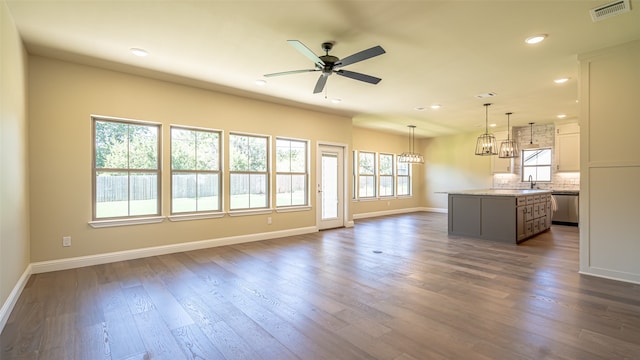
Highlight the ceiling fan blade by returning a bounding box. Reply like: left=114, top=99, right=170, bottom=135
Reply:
left=313, top=74, right=329, bottom=94
left=335, top=70, right=382, bottom=84
left=287, top=40, right=325, bottom=67
left=335, top=45, right=385, bottom=68
left=264, top=69, right=318, bottom=77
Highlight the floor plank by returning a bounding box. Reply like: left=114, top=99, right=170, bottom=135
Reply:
left=2, top=212, right=640, bottom=359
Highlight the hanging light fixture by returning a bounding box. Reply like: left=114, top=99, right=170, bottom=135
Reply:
left=523, top=122, right=540, bottom=149
left=498, top=112, right=519, bottom=158
left=475, top=103, right=498, bottom=156
left=399, top=125, right=424, bottom=164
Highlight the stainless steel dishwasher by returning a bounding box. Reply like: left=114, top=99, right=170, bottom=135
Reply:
left=552, top=191, right=579, bottom=226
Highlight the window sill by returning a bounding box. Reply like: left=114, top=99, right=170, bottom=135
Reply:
left=168, top=212, right=225, bottom=222
left=276, top=205, right=312, bottom=213
left=89, top=216, right=165, bottom=228
left=227, top=208, right=273, bottom=217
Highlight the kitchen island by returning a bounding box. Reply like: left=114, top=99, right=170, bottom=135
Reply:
left=448, top=189, right=552, bottom=243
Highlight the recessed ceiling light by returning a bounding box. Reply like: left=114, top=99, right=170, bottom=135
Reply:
left=525, top=34, right=547, bottom=44
left=430, top=104, right=441, bottom=109
left=557, top=114, right=567, bottom=119
left=554, top=77, right=570, bottom=84
left=331, top=98, right=342, bottom=104
left=414, top=106, right=426, bottom=111
left=130, top=48, right=149, bottom=57
left=255, top=79, right=267, bottom=86
left=489, top=123, right=497, bottom=127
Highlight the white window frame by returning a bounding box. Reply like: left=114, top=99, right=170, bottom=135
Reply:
left=397, top=160, right=411, bottom=196
left=229, top=132, right=270, bottom=211
left=358, top=151, right=377, bottom=199
left=275, top=137, right=309, bottom=208
left=379, top=153, right=395, bottom=197
left=170, top=126, right=222, bottom=216
left=91, top=116, right=161, bottom=222
left=521, top=148, right=552, bottom=182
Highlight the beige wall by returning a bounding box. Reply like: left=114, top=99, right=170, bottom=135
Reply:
left=579, top=40, right=640, bottom=284
left=351, top=127, right=424, bottom=216
left=1, top=1, right=30, bottom=318
left=28, top=56, right=353, bottom=262
left=422, top=132, right=492, bottom=210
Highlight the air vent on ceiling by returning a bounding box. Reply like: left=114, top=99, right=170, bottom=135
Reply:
left=590, top=0, right=631, bottom=22
left=475, top=92, right=497, bottom=99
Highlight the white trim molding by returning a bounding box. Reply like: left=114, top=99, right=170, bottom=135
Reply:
left=31, top=226, right=317, bottom=274
left=0, top=264, right=32, bottom=332
left=352, top=207, right=445, bottom=220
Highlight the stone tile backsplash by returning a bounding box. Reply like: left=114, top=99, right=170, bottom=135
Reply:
left=491, top=123, right=580, bottom=191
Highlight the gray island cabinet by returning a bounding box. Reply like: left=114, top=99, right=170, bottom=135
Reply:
left=448, top=189, right=552, bottom=243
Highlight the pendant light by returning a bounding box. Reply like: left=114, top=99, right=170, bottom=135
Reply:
left=498, top=112, right=519, bottom=158
left=399, top=125, right=424, bottom=164
left=523, top=122, right=540, bottom=149
left=475, top=103, right=498, bottom=156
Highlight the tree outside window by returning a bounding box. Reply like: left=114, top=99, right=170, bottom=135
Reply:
left=229, top=133, right=269, bottom=209
left=379, top=153, right=394, bottom=197
left=359, top=151, right=376, bottom=198
left=93, top=118, right=160, bottom=219
left=171, top=127, right=221, bottom=214
left=397, top=161, right=411, bottom=196
left=276, top=138, right=308, bottom=207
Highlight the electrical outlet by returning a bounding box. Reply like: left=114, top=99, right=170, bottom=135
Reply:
left=267, top=216, right=272, bottom=225
left=62, top=236, right=71, bottom=247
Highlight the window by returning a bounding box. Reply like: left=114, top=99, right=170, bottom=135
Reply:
left=170, top=127, right=221, bottom=214
left=276, top=138, right=308, bottom=207
left=379, top=153, right=394, bottom=197
left=358, top=151, right=376, bottom=198
left=229, top=133, right=269, bottom=210
left=93, top=117, right=160, bottom=219
left=522, top=148, right=552, bottom=182
left=397, top=161, right=411, bottom=196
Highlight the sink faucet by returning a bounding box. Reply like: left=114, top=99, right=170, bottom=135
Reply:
left=528, top=175, right=536, bottom=189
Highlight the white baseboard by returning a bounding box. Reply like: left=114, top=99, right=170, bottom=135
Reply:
left=0, top=264, right=32, bottom=332
left=31, top=226, right=318, bottom=274
left=353, top=207, right=430, bottom=220
left=424, top=207, right=448, bottom=214
left=579, top=267, right=640, bottom=285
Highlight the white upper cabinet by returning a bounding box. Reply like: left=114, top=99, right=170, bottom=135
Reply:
left=491, top=130, right=513, bottom=174
left=555, top=123, right=580, bottom=172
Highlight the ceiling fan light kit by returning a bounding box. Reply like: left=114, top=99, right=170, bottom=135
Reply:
left=264, top=40, right=385, bottom=94
left=399, top=125, right=424, bottom=164
left=475, top=103, right=498, bottom=156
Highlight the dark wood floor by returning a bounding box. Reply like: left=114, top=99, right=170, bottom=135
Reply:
left=2, top=212, right=640, bottom=359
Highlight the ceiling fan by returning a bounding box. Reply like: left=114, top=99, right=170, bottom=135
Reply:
left=264, top=40, right=385, bottom=94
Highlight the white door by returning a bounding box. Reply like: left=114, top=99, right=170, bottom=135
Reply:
left=317, top=144, right=345, bottom=230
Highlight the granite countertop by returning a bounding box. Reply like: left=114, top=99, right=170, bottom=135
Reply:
left=448, top=189, right=552, bottom=196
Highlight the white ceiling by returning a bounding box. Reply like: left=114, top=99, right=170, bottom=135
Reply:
left=5, top=0, right=640, bottom=138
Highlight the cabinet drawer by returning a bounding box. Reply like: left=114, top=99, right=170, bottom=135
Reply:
left=526, top=196, right=534, bottom=205
left=517, top=197, right=527, bottom=206
left=533, top=195, right=541, bottom=203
